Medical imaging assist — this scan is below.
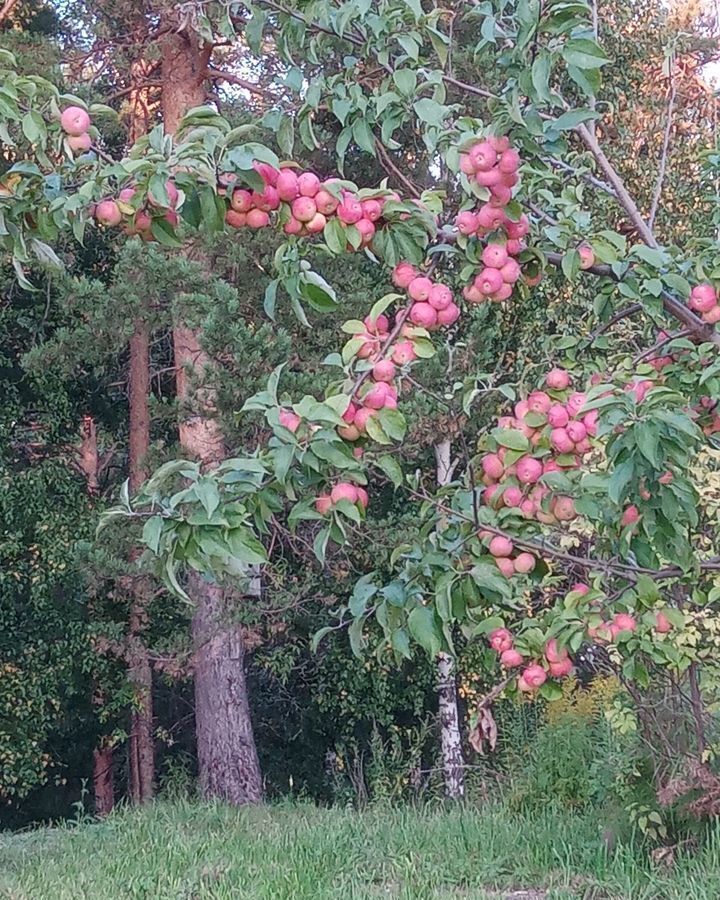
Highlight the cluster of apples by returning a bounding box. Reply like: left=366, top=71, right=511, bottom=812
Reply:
left=390, top=262, right=461, bottom=330
left=687, top=282, right=720, bottom=325
left=93, top=179, right=180, bottom=238
left=339, top=317, right=402, bottom=442
left=461, top=237, right=527, bottom=304
left=458, top=136, right=521, bottom=208
left=61, top=105, right=93, bottom=154
left=480, top=368, right=598, bottom=524
left=225, top=162, right=390, bottom=248
left=334, top=266, right=462, bottom=443
left=479, top=534, right=536, bottom=579
left=453, top=136, right=531, bottom=303
left=587, top=609, right=672, bottom=644
left=488, top=629, right=573, bottom=692
left=314, top=481, right=369, bottom=516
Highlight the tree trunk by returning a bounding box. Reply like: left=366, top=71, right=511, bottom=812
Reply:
left=125, top=58, right=156, bottom=804
left=191, top=573, right=263, bottom=803
left=128, top=321, right=154, bottom=805
left=161, top=29, right=263, bottom=805
left=92, top=746, right=115, bottom=817
left=434, top=439, right=465, bottom=799
left=78, top=417, right=116, bottom=814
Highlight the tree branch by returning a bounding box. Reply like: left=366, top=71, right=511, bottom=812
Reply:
left=648, top=76, right=677, bottom=231
left=206, top=67, right=278, bottom=103
left=375, top=139, right=424, bottom=197
left=0, top=0, right=19, bottom=23
left=575, top=122, right=656, bottom=247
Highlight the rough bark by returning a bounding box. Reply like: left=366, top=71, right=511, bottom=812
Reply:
left=92, top=746, right=115, bottom=817
left=126, top=59, right=155, bottom=804
left=161, top=29, right=263, bottom=805
left=434, top=439, right=466, bottom=799
left=0, top=0, right=19, bottom=26
left=127, top=323, right=154, bottom=806
left=191, top=573, right=263, bottom=804
left=78, top=417, right=115, bottom=814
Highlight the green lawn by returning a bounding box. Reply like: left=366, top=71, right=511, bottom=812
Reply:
left=2, top=799, right=720, bottom=899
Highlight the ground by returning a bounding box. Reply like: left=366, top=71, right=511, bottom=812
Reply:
left=1, top=800, right=719, bottom=899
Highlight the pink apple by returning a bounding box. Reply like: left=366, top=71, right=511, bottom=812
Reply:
left=392, top=262, right=418, bottom=288
left=409, top=302, right=437, bottom=328
left=330, top=482, right=359, bottom=505
left=94, top=199, right=122, bottom=227
left=60, top=106, right=90, bottom=136
left=489, top=628, right=513, bottom=653
left=489, top=535, right=513, bottom=558
left=297, top=172, right=320, bottom=196
left=513, top=552, right=536, bottom=574
left=276, top=169, right=300, bottom=201
left=408, top=276, right=433, bottom=302
left=456, top=210, right=479, bottom=235
left=500, top=648, right=524, bottom=667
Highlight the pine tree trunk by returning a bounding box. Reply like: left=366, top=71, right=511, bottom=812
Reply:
left=128, top=322, right=154, bottom=806
left=126, top=61, right=156, bottom=804
left=78, top=417, right=116, bottom=814
left=434, top=440, right=465, bottom=799
left=92, top=746, right=115, bottom=817
left=191, top=573, right=263, bottom=803
left=161, top=29, right=263, bottom=805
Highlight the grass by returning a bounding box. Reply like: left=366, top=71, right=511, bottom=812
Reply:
left=2, top=799, right=720, bottom=899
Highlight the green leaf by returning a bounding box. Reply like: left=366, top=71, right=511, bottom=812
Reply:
left=142, top=516, right=164, bottom=555
left=396, top=34, right=419, bottom=60
left=313, top=525, right=330, bottom=564
left=549, top=108, right=599, bottom=132
left=264, top=279, right=278, bottom=319
left=352, top=117, right=376, bottom=155
left=278, top=115, right=294, bottom=156
left=311, top=626, right=334, bottom=653
left=539, top=681, right=564, bottom=701
left=324, top=216, right=347, bottom=255
left=562, top=38, right=610, bottom=69
left=635, top=423, right=661, bottom=466
left=193, top=479, right=221, bottom=517
left=473, top=616, right=505, bottom=635
left=164, top=556, right=191, bottom=602
left=393, top=68, right=417, bottom=95
left=332, top=98, right=353, bottom=126
left=391, top=628, right=412, bottom=660
left=365, top=414, right=392, bottom=445
left=562, top=248, right=581, bottom=281
left=368, top=292, right=402, bottom=322
left=608, top=459, right=634, bottom=505
left=408, top=605, right=442, bottom=657
left=413, top=98, right=449, bottom=127
left=348, top=615, right=366, bottom=657
left=531, top=53, right=553, bottom=103
left=492, top=428, right=529, bottom=452
left=150, top=216, right=183, bottom=247
left=377, top=408, right=407, bottom=442
left=300, top=270, right=339, bottom=311
left=382, top=580, right=407, bottom=607
left=22, top=110, right=44, bottom=144
left=376, top=455, right=403, bottom=487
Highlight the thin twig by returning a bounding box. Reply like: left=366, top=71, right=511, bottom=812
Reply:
left=349, top=306, right=411, bottom=398
left=634, top=328, right=691, bottom=365
left=587, top=304, right=644, bottom=341
left=648, top=75, right=677, bottom=231
left=542, top=156, right=618, bottom=198
left=206, top=67, right=278, bottom=103
left=375, top=139, right=423, bottom=197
